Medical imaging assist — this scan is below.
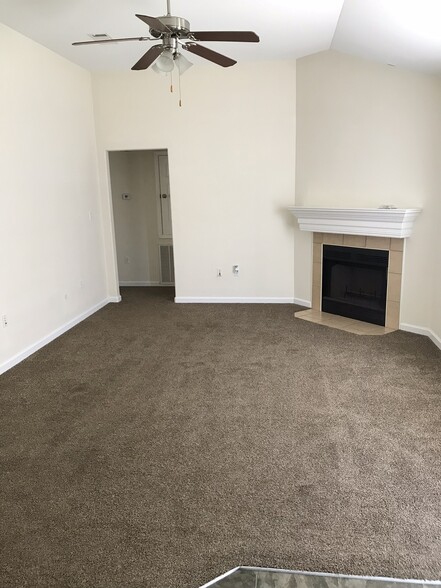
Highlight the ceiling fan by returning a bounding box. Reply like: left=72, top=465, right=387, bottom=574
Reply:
left=72, top=0, right=260, bottom=72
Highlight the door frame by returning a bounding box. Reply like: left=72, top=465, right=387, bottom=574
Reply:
left=105, top=148, right=176, bottom=296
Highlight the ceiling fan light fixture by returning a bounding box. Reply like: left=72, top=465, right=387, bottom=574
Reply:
left=152, top=62, right=168, bottom=76
left=153, top=49, right=174, bottom=73
left=174, top=52, right=193, bottom=74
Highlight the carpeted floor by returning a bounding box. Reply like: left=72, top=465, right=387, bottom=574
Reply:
left=1, top=287, right=440, bottom=588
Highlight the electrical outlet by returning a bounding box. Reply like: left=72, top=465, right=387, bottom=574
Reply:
left=233, top=265, right=239, bottom=276
left=2, top=314, right=7, bottom=328
left=217, top=269, right=222, bottom=277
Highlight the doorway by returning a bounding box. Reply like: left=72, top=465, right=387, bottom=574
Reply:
left=108, top=149, right=175, bottom=289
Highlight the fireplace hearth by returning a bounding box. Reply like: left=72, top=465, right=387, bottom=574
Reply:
left=322, top=245, right=389, bottom=326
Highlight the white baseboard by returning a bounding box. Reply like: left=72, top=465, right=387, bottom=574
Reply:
left=174, top=297, right=295, bottom=304
left=0, top=296, right=120, bottom=375
left=400, top=323, right=441, bottom=351
left=119, top=281, right=164, bottom=286
left=294, top=298, right=312, bottom=308
left=108, top=295, right=122, bottom=302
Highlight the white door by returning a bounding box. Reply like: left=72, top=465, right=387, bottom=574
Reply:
left=155, top=152, right=173, bottom=238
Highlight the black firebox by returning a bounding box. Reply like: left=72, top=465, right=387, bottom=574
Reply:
left=322, top=245, right=389, bottom=326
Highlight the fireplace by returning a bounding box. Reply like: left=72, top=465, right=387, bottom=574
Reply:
left=322, top=245, right=389, bottom=326
left=288, top=207, right=422, bottom=334
left=307, top=233, right=403, bottom=331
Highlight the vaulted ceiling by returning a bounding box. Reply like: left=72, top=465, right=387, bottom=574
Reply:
left=1, top=0, right=440, bottom=73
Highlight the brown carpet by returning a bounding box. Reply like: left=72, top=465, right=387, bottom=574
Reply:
left=1, top=287, right=440, bottom=588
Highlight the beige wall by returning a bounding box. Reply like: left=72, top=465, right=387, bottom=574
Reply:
left=295, top=50, right=441, bottom=338
left=435, top=263, right=441, bottom=342
left=92, top=61, right=297, bottom=301
left=109, top=150, right=161, bottom=284
left=0, top=24, right=107, bottom=371
left=433, top=149, right=441, bottom=340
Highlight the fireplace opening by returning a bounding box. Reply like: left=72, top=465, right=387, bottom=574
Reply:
left=322, top=245, right=389, bottom=326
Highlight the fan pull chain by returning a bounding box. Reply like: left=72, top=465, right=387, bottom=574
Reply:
left=178, top=70, right=182, bottom=107
left=170, top=70, right=174, bottom=93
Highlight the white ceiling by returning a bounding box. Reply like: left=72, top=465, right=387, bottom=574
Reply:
left=333, top=0, right=441, bottom=73
left=1, top=0, right=441, bottom=74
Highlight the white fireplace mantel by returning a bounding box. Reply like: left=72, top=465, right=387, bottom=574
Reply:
left=288, top=207, right=422, bottom=238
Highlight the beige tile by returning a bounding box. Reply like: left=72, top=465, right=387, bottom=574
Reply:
left=343, top=234, right=366, bottom=248
left=386, top=300, right=400, bottom=330
left=320, top=317, right=389, bottom=334
left=366, top=236, right=390, bottom=250
left=319, top=312, right=336, bottom=321
left=312, top=262, right=322, bottom=289
left=390, top=238, right=404, bottom=252
left=323, top=233, right=344, bottom=245
left=295, top=310, right=329, bottom=325
left=387, top=272, right=402, bottom=302
left=346, top=324, right=387, bottom=335
left=296, top=309, right=397, bottom=336
left=336, top=316, right=396, bottom=335
left=346, top=327, right=395, bottom=336
left=295, top=309, right=324, bottom=323
left=340, top=317, right=369, bottom=329
left=295, top=309, right=320, bottom=317
left=319, top=314, right=353, bottom=327
left=295, top=310, right=322, bottom=324
left=295, top=313, right=315, bottom=324
left=313, top=232, right=323, bottom=244
left=389, top=250, right=403, bottom=274
left=313, top=242, right=322, bottom=263
left=312, top=283, right=321, bottom=310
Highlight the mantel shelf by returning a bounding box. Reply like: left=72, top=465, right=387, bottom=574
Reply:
left=288, top=207, right=422, bottom=238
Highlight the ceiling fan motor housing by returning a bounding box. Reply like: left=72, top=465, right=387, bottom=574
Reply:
left=150, top=15, right=191, bottom=38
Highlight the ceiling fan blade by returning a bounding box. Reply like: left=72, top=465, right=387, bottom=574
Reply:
left=136, top=14, right=170, bottom=34
left=131, top=45, right=164, bottom=70
left=182, top=43, right=236, bottom=67
left=73, top=36, right=153, bottom=46
left=190, top=31, right=260, bottom=43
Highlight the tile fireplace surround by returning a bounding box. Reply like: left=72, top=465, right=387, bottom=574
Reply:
left=309, top=232, right=403, bottom=332
left=289, top=207, right=422, bottom=336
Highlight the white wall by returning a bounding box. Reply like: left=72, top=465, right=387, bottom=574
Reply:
left=92, top=61, right=297, bottom=302
left=295, top=50, right=441, bottom=339
left=109, top=150, right=161, bottom=284
left=0, top=24, right=107, bottom=372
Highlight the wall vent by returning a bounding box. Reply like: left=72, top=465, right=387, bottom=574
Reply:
left=159, top=245, right=175, bottom=285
